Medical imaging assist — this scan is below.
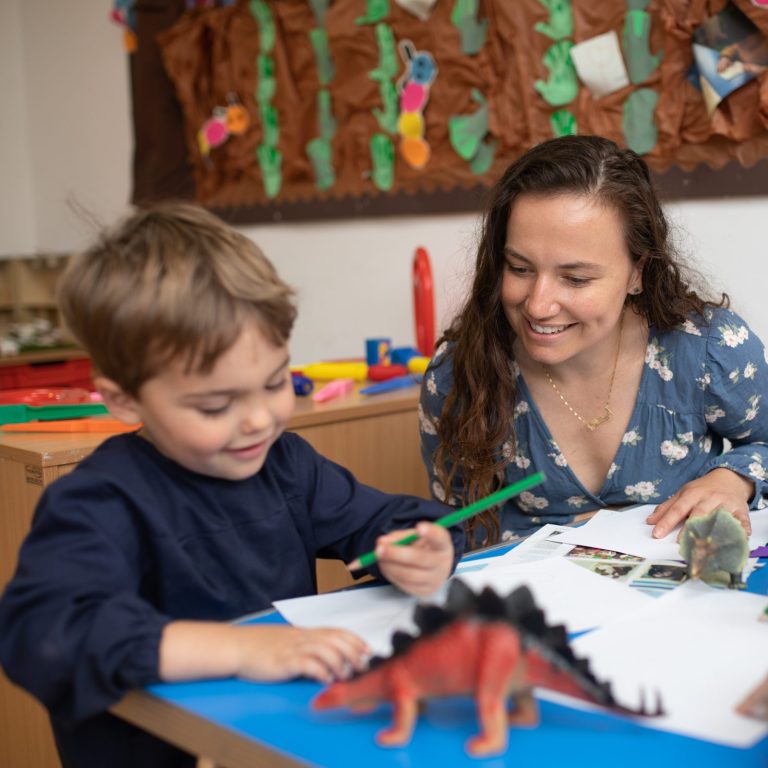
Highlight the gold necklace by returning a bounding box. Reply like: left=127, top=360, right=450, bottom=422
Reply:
left=542, top=315, right=624, bottom=431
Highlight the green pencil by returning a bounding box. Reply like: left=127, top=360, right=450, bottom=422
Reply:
left=348, top=470, right=546, bottom=570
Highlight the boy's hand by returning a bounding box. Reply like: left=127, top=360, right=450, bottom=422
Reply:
left=232, top=625, right=370, bottom=683
left=646, top=468, right=753, bottom=540
left=375, top=522, right=454, bottom=597
left=160, top=622, right=369, bottom=684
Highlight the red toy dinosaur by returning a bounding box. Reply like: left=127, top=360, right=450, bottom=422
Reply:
left=312, top=581, right=663, bottom=756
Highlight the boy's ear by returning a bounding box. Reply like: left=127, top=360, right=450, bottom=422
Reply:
left=94, top=376, right=143, bottom=425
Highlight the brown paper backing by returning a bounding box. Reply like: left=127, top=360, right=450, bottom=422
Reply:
left=130, top=0, right=768, bottom=222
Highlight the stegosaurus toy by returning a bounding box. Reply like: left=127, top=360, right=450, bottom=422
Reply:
left=312, top=581, right=663, bottom=756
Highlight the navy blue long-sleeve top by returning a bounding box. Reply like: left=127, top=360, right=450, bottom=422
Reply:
left=0, top=431, right=462, bottom=768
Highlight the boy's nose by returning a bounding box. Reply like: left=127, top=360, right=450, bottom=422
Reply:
left=241, top=403, right=273, bottom=434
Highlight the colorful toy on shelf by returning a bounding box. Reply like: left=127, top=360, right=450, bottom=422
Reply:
left=365, top=338, right=392, bottom=366
left=312, top=378, right=355, bottom=403
left=406, top=355, right=430, bottom=375
left=359, top=374, right=421, bottom=395
left=413, top=246, right=435, bottom=357
left=313, top=581, right=663, bottom=756
left=679, top=506, right=749, bottom=589
left=0, top=387, right=92, bottom=406
left=367, top=363, right=408, bottom=381
left=302, top=362, right=369, bottom=381
left=291, top=372, right=314, bottom=396
left=2, top=418, right=137, bottom=434
left=0, top=402, right=109, bottom=427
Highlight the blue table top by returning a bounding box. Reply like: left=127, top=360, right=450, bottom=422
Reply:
left=145, top=548, right=768, bottom=768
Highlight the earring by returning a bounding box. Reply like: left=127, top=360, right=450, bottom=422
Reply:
left=630, top=287, right=641, bottom=295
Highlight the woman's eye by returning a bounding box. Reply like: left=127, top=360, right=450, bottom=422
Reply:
left=506, top=263, right=528, bottom=275
left=565, top=276, right=592, bottom=286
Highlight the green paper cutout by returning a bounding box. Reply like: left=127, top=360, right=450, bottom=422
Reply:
left=249, top=0, right=275, bottom=53
left=308, top=0, right=330, bottom=26
left=622, top=10, right=661, bottom=84
left=533, top=0, right=574, bottom=41
left=450, top=0, right=488, bottom=55
left=370, top=133, right=394, bottom=191
left=626, top=0, right=650, bottom=10
left=255, top=54, right=275, bottom=104
left=306, top=138, right=335, bottom=190
left=448, top=89, right=488, bottom=161
left=309, top=28, right=335, bottom=86
left=550, top=108, right=577, bottom=136
left=256, top=144, right=282, bottom=198
left=356, top=0, right=389, bottom=25
left=317, top=89, right=337, bottom=140
left=370, top=24, right=398, bottom=81
left=534, top=40, right=578, bottom=106
left=261, top=104, right=279, bottom=147
left=373, top=80, right=398, bottom=133
left=469, top=137, right=496, bottom=174
left=623, top=88, right=658, bottom=155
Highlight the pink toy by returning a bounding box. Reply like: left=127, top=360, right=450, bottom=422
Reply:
left=312, top=378, right=355, bottom=403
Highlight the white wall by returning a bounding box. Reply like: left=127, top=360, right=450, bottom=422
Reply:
left=3, top=0, right=767, bottom=363
left=0, top=0, right=35, bottom=255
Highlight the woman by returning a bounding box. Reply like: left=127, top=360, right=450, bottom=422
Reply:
left=419, top=135, right=768, bottom=547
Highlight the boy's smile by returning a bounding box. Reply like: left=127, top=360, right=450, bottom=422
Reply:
left=115, top=320, right=295, bottom=481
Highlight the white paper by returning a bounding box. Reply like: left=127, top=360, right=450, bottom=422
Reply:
left=555, top=504, right=768, bottom=562
left=572, top=580, right=768, bottom=747
left=275, top=557, right=650, bottom=656
left=570, top=31, right=630, bottom=98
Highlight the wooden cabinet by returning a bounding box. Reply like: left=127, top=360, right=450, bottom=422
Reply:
left=0, top=384, right=428, bottom=768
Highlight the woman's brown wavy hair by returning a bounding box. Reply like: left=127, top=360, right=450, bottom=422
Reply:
left=433, top=135, right=728, bottom=544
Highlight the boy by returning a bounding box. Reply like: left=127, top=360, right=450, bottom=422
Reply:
left=0, top=203, right=464, bottom=768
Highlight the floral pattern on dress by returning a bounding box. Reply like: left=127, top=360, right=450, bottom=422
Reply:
left=719, top=322, right=749, bottom=348
left=681, top=320, right=702, bottom=336
left=425, top=372, right=438, bottom=396
left=566, top=495, right=589, bottom=508
left=622, top=427, right=643, bottom=446
left=624, top=480, right=661, bottom=502
left=514, top=400, right=529, bottom=419
left=646, top=339, right=674, bottom=381
left=418, top=403, right=437, bottom=435
left=547, top=440, right=567, bottom=467
left=660, top=432, right=693, bottom=465
left=517, top=491, right=549, bottom=512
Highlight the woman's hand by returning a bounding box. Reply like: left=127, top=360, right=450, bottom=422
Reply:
left=375, top=522, right=455, bottom=597
left=646, top=468, right=753, bottom=539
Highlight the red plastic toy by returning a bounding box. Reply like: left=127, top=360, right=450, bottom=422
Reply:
left=412, top=246, right=435, bottom=357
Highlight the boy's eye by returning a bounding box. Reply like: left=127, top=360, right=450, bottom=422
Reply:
left=196, top=403, right=230, bottom=416
left=266, top=378, right=288, bottom=392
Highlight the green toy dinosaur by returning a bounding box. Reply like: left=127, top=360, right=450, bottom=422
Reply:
left=679, top=506, right=749, bottom=589
left=313, top=582, right=663, bottom=756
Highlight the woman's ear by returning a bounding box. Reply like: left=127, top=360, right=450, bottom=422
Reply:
left=94, top=376, right=143, bottom=425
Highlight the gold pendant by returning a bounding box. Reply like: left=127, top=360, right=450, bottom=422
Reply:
left=586, top=406, right=612, bottom=431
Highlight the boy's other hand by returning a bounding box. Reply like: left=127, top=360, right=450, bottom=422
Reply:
left=375, top=522, right=454, bottom=597
left=160, top=622, right=369, bottom=684
left=233, top=625, right=370, bottom=683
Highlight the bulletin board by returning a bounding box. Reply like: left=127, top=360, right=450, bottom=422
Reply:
left=127, top=0, right=768, bottom=222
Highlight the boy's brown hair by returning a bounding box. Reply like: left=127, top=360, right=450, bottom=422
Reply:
left=58, top=202, right=297, bottom=397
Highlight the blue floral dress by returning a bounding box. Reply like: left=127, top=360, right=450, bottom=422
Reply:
left=419, top=308, right=768, bottom=541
